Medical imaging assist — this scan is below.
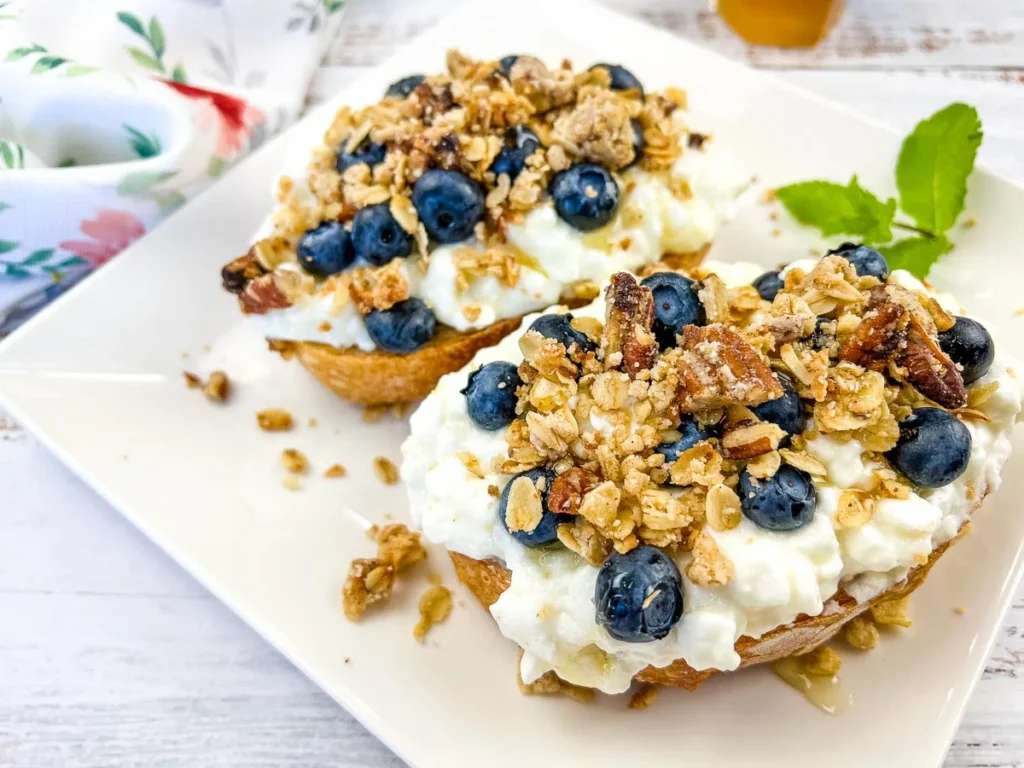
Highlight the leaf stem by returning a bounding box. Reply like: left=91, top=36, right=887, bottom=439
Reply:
left=892, top=220, right=937, bottom=239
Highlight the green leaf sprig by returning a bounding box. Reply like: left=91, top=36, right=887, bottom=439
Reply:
left=775, top=103, right=983, bottom=278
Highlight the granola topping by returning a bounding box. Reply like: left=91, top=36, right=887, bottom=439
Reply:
left=402, top=258, right=1024, bottom=694
left=237, top=51, right=748, bottom=353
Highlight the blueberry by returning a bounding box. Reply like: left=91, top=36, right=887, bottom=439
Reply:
left=886, top=407, right=972, bottom=489
left=623, top=119, right=645, bottom=170
left=364, top=297, right=436, bottom=353
left=589, top=63, right=644, bottom=97
left=385, top=74, right=424, bottom=99
left=462, top=361, right=522, bottom=431
left=656, top=418, right=714, bottom=463
left=752, top=372, right=805, bottom=438
left=739, top=465, right=816, bottom=532
left=411, top=169, right=485, bottom=244
left=753, top=270, right=783, bottom=301
left=640, top=272, right=706, bottom=349
left=336, top=138, right=387, bottom=173
left=498, top=468, right=568, bottom=547
left=296, top=222, right=355, bottom=277
left=828, top=242, right=889, bottom=281
left=550, top=164, right=620, bottom=232
left=498, top=55, right=520, bottom=77
left=595, top=546, right=682, bottom=643
left=939, top=317, right=995, bottom=386
left=351, top=203, right=412, bottom=266
left=489, top=125, right=540, bottom=181
left=527, top=313, right=598, bottom=354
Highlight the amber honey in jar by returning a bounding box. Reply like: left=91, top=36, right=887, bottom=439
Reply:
left=715, top=0, right=844, bottom=48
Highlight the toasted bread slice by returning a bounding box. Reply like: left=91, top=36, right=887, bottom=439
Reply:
left=270, top=316, right=525, bottom=406
left=255, top=247, right=709, bottom=405
left=449, top=517, right=970, bottom=692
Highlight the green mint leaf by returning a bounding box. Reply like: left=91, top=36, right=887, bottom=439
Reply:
left=117, top=11, right=146, bottom=38
left=148, top=16, right=165, bottom=58
left=896, top=103, right=982, bottom=234
left=879, top=235, right=952, bottom=278
left=776, top=175, right=896, bottom=245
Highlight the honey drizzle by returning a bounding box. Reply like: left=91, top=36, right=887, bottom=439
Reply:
left=770, top=657, right=852, bottom=716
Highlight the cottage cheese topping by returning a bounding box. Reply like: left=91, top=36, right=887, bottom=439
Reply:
left=251, top=134, right=747, bottom=350
left=401, top=260, right=1023, bottom=693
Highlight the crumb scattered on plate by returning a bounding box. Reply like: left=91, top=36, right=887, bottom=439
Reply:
left=257, top=408, right=293, bottom=431
left=324, top=463, right=347, bottom=478
left=373, top=456, right=399, bottom=485
left=342, top=524, right=426, bottom=621
left=184, top=370, right=231, bottom=402
left=282, top=475, right=301, bottom=491
left=281, top=448, right=309, bottom=474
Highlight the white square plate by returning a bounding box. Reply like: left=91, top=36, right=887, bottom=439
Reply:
left=3, top=1, right=1024, bottom=765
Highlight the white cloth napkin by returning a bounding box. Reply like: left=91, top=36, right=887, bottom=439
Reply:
left=0, top=0, right=345, bottom=333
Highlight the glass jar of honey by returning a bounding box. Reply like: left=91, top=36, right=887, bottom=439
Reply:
left=715, top=0, right=844, bottom=48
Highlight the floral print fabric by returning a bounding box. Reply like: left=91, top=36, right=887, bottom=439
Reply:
left=0, top=0, right=345, bottom=332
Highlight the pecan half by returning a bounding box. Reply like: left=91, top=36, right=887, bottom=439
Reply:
left=221, top=249, right=265, bottom=295
left=839, top=297, right=908, bottom=370
left=900, top=335, right=967, bottom=409
left=239, top=274, right=290, bottom=315
left=603, top=272, right=658, bottom=378
left=675, top=324, right=783, bottom=412
left=547, top=467, right=597, bottom=515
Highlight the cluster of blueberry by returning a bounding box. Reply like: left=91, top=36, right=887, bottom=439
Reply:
left=461, top=244, right=997, bottom=644
left=291, top=61, right=648, bottom=354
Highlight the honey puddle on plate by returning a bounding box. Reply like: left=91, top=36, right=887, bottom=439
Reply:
left=770, top=657, right=852, bottom=715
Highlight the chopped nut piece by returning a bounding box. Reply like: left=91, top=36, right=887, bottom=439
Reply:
left=675, top=324, right=782, bottom=411
left=870, top=596, right=912, bottom=627
left=413, top=584, right=452, bottom=642
left=800, top=645, right=842, bottom=676
left=843, top=616, right=880, bottom=650
left=281, top=448, right=309, bottom=474
left=257, top=408, right=294, bottom=432
left=603, top=273, right=657, bottom=378
left=548, top=467, right=597, bottom=515
left=720, top=420, right=785, bottom=460
left=183, top=371, right=202, bottom=389
left=342, top=558, right=395, bottom=620
left=324, top=463, right=348, bottom=478
left=627, top=684, right=659, bottom=710
left=372, top=456, right=400, bottom=485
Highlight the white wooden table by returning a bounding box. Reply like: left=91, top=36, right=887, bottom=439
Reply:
left=3, top=1, right=1024, bottom=765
